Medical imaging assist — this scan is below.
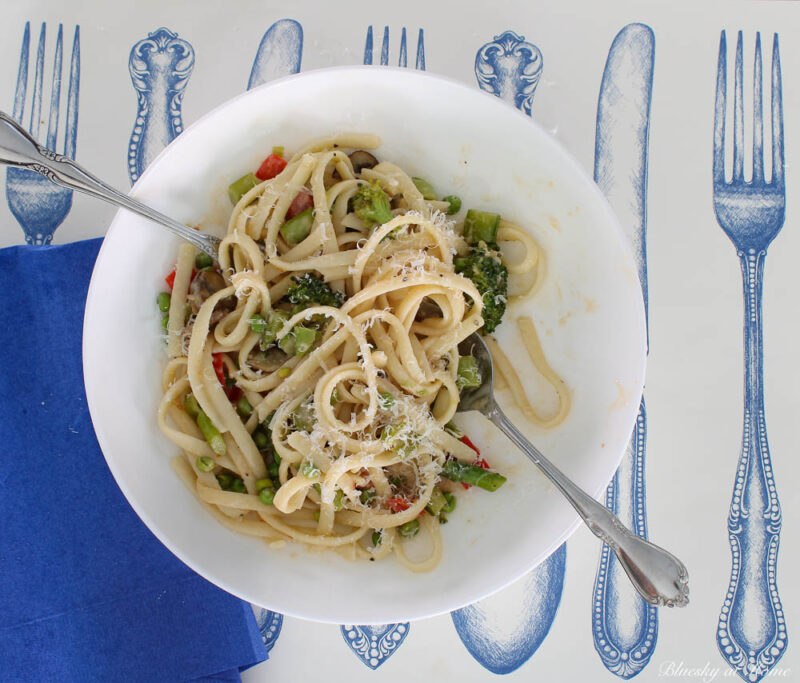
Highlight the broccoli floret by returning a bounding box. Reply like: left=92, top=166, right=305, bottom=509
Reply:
left=352, top=181, right=393, bottom=227
left=454, top=243, right=508, bottom=334
left=286, top=273, right=346, bottom=310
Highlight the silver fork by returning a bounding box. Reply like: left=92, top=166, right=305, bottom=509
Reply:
left=5, top=22, right=80, bottom=245
left=363, top=26, right=425, bottom=69
left=713, top=31, right=787, bottom=681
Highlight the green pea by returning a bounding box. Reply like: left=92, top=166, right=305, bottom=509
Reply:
left=267, top=461, right=279, bottom=479
left=195, top=456, right=215, bottom=472
left=237, top=396, right=253, bottom=419
left=161, top=315, right=169, bottom=330
left=399, top=519, right=420, bottom=537
left=259, top=488, right=275, bottom=505
left=255, top=477, right=273, bottom=492
left=371, top=530, right=382, bottom=546
left=157, top=291, right=171, bottom=312
left=443, top=195, right=462, bottom=215
left=277, top=367, right=291, bottom=379
left=252, top=428, right=270, bottom=450
left=230, top=478, right=246, bottom=493
left=195, top=252, right=213, bottom=269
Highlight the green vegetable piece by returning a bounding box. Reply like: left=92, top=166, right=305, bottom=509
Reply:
left=290, top=403, right=315, bottom=432
left=443, top=195, right=462, bottom=215
left=216, top=472, right=234, bottom=489
left=371, top=530, right=382, bottom=546
left=378, top=392, right=395, bottom=409
left=228, top=172, right=258, bottom=205
left=280, top=207, right=314, bottom=244
left=444, top=421, right=463, bottom=438
left=399, top=519, right=421, bottom=537
left=183, top=393, right=201, bottom=419
left=278, top=331, right=296, bottom=355
left=441, top=459, right=507, bottom=492
left=259, top=310, right=289, bottom=348
left=197, top=412, right=227, bottom=456
left=230, top=478, right=246, bottom=493
left=249, top=314, right=267, bottom=335
left=272, top=450, right=281, bottom=465
left=277, top=367, right=292, bottom=379
left=195, top=456, right=215, bottom=472
left=456, top=355, right=482, bottom=390
left=237, top=396, right=253, bottom=419
left=442, top=491, right=457, bottom=513
left=259, top=488, right=275, bottom=505
left=382, top=423, right=417, bottom=457
left=252, top=428, right=270, bottom=451
left=426, top=487, right=448, bottom=516
left=287, top=273, right=346, bottom=310
left=161, top=315, right=169, bottom=330
left=256, top=478, right=273, bottom=492
left=412, top=177, right=437, bottom=200
left=454, top=243, right=508, bottom=333
left=352, top=181, right=393, bottom=227
left=463, top=209, right=500, bottom=245
left=313, top=510, right=321, bottom=521
left=330, top=388, right=339, bottom=406
left=301, top=460, right=321, bottom=478
left=272, top=145, right=284, bottom=158
left=292, top=326, right=317, bottom=356
left=195, top=252, right=213, bottom=269
left=359, top=488, right=377, bottom=505
left=333, top=489, right=345, bottom=511
left=157, top=291, right=171, bottom=312
left=267, top=461, right=279, bottom=479
left=312, top=483, right=321, bottom=493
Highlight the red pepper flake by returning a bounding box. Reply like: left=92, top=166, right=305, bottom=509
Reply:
left=458, top=436, right=489, bottom=488
left=386, top=497, right=411, bottom=513
left=460, top=435, right=480, bottom=455
left=286, top=190, right=314, bottom=219
left=255, top=153, right=288, bottom=181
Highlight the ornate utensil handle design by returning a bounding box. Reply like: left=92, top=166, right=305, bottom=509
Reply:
left=128, top=28, right=194, bottom=184
left=717, top=248, right=786, bottom=679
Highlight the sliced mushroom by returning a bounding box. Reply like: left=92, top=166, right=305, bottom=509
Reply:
left=188, top=270, right=237, bottom=323
left=249, top=347, right=289, bottom=373
left=348, top=150, right=379, bottom=174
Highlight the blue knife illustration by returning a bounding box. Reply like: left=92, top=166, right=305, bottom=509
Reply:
left=127, top=28, right=194, bottom=185
left=591, top=23, right=658, bottom=679
left=248, top=19, right=303, bottom=90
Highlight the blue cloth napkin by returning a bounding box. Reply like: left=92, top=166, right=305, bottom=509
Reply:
left=0, top=239, right=268, bottom=682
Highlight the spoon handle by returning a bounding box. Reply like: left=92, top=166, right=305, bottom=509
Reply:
left=0, top=111, right=218, bottom=258
left=489, top=404, right=689, bottom=608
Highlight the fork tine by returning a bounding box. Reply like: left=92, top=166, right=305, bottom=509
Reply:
left=380, top=26, right=389, bottom=66
left=363, top=25, right=373, bottom=65
left=12, top=22, right=30, bottom=123
left=771, top=33, right=784, bottom=186
left=752, top=33, right=763, bottom=183
left=713, top=31, right=727, bottom=186
left=46, top=24, right=63, bottom=150
left=732, top=31, right=744, bottom=181
left=30, top=23, right=46, bottom=139
left=64, top=26, right=80, bottom=159
left=415, top=29, right=425, bottom=71
left=399, top=28, right=407, bottom=67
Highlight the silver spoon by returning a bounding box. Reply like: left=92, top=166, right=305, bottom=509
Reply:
left=457, top=332, right=689, bottom=608
left=0, top=111, right=220, bottom=259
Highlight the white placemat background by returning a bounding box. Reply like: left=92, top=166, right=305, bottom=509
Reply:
left=2, top=1, right=798, bottom=681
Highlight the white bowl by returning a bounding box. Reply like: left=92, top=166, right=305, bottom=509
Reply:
left=83, top=67, right=645, bottom=624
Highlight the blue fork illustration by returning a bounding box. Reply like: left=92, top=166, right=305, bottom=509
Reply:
left=6, top=22, right=79, bottom=245
left=713, top=31, right=786, bottom=683
left=127, top=28, right=194, bottom=185
left=363, top=26, right=425, bottom=69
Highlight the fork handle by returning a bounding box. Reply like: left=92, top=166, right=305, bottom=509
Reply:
left=0, top=111, right=218, bottom=258
left=488, top=403, right=688, bottom=607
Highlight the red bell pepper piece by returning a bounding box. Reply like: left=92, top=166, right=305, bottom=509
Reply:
left=212, top=353, right=226, bottom=386
left=165, top=268, right=196, bottom=291
left=255, top=153, right=287, bottom=181
left=287, top=190, right=314, bottom=219
left=386, top=497, right=411, bottom=512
